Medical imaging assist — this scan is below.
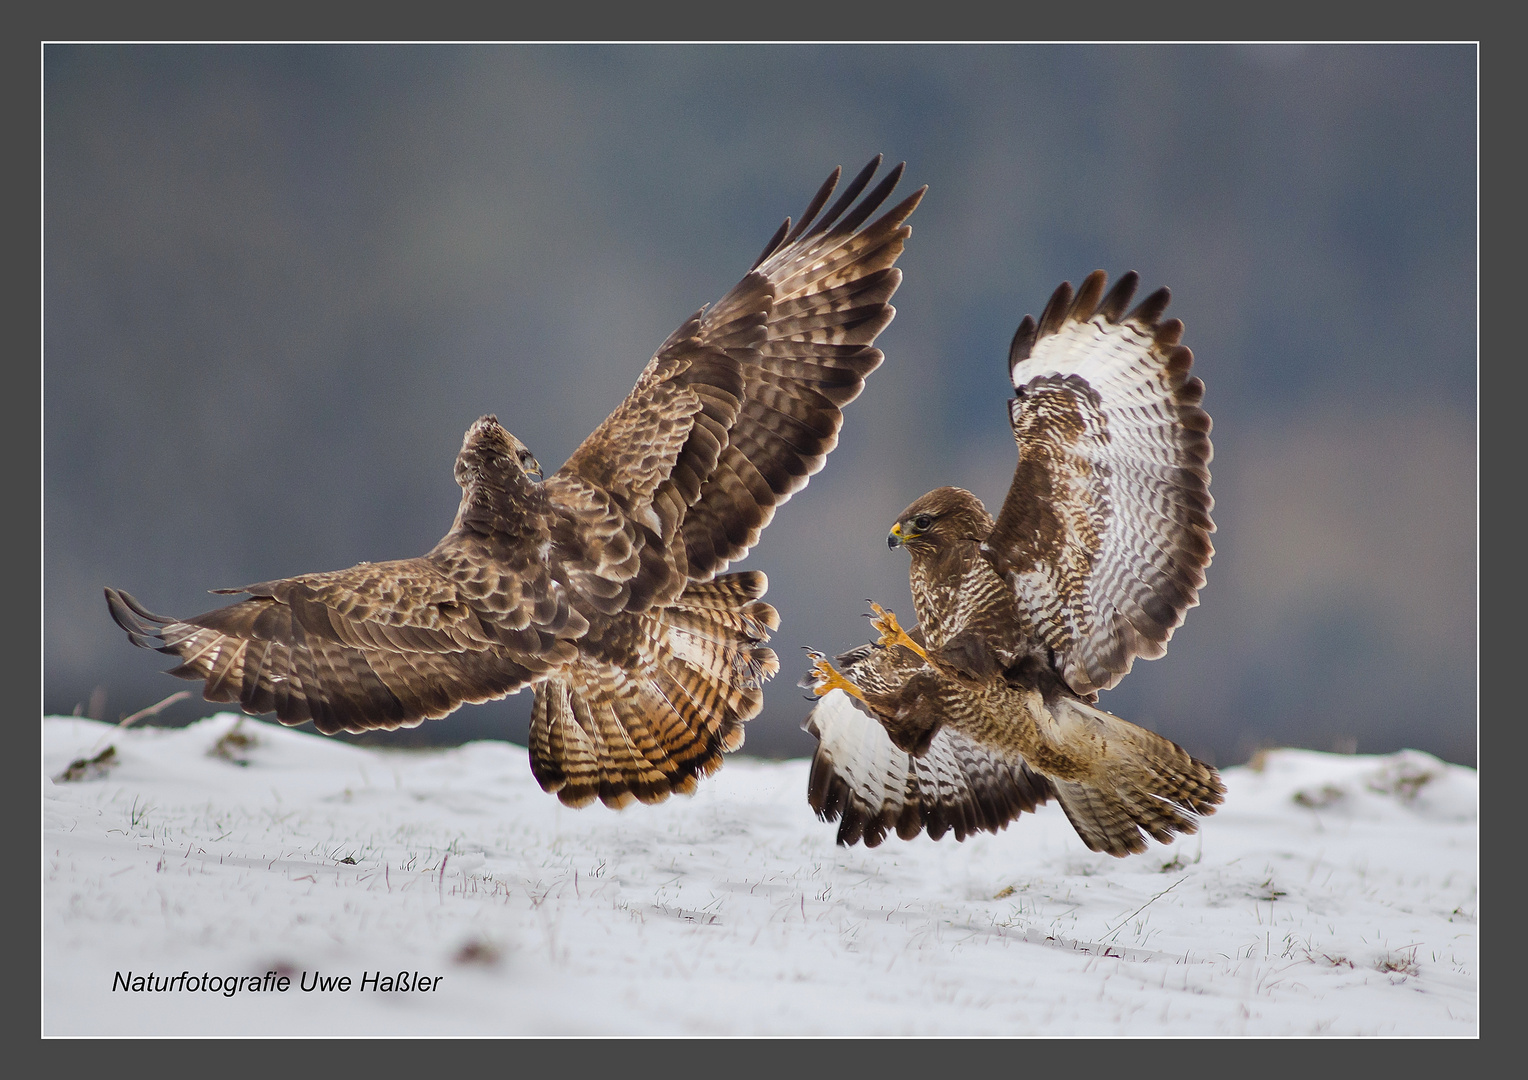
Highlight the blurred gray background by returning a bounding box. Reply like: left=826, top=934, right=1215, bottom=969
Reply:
left=44, top=44, right=1477, bottom=768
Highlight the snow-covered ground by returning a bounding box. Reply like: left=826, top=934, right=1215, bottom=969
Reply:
left=43, top=713, right=1477, bottom=1037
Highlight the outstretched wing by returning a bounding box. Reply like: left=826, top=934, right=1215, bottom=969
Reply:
left=547, top=157, right=925, bottom=614
left=104, top=417, right=586, bottom=735
left=981, top=270, right=1215, bottom=695
left=801, top=639, right=1054, bottom=847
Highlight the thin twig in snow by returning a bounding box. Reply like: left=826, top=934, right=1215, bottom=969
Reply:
left=1103, top=876, right=1188, bottom=942
left=118, top=690, right=194, bottom=729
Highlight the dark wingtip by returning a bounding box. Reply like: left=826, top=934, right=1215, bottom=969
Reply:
left=103, top=586, right=134, bottom=631
left=806, top=159, right=878, bottom=243
left=1126, top=284, right=1173, bottom=327
left=781, top=165, right=843, bottom=247
left=1070, top=269, right=1109, bottom=321
left=1096, top=270, right=1141, bottom=323
left=105, top=587, right=148, bottom=629
left=750, top=216, right=793, bottom=271
left=104, top=587, right=171, bottom=650
left=1035, top=280, right=1074, bottom=339
left=1007, top=314, right=1038, bottom=375
left=820, top=156, right=901, bottom=239
left=882, top=183, right=928, bottom=231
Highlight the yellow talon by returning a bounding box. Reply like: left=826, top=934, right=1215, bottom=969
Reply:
left=805, top=650, right=868, bottom=703
left=867, top=602, right=930, bottom=662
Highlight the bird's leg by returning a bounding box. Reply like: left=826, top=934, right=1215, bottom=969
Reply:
left=802, top=649, right=868, bottom=704
left=867, top=602, right=931, bottom=663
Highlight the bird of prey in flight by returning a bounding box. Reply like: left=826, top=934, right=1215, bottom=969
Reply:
left=802, top=270, right=1224, bottom=856
left=107, top=157, right=924, bottom=810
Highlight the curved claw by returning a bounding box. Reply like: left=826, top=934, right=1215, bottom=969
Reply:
left=866, top=601, right=931, bottom=663
left=800, top=648, right=868, bottom=703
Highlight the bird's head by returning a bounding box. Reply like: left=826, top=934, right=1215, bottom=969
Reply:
left=454, top=415, right=543, bottom=489
left=888, top=487, right=992, bottom=553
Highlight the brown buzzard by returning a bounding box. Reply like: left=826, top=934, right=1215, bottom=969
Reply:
left=107, top=157, right=924, bottom=810
left=802, top=270, right=1225, bottom=856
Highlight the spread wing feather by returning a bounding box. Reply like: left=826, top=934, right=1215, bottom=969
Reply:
left=105, top=580, right=558, bottom=736
left=804, top=688, right=1056, bottom=848
left=545, top=157, right=922, bottom=614
left=982, top=270, right=1215, bottom=695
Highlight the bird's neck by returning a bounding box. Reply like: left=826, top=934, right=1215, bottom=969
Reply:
left=452, top=476, right=549, bottom=543
left=910, top=540, right=976, bottom=634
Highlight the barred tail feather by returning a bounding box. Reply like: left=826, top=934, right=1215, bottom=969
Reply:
left=529, top=572, right=779, bottom=808
left=528, top=678, right=686, bottom=809
left=1046, top=697, right=1226, bottom=857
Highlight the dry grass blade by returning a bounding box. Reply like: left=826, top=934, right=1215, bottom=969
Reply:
left=117, top=690, right=193, bottom=729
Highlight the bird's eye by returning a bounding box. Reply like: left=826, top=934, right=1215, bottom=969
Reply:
left=913, top=515, right=932, bottom=531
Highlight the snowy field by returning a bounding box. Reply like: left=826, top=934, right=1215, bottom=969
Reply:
left=43, top=713, right=1477, bottom=1037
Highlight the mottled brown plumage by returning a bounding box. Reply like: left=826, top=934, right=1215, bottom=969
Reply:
left=107, top=157, right=924, bottom=809
left=803, top=270, right=1224, bottom=857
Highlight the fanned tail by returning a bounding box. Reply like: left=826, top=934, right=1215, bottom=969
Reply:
left=529, top=571, right=779, bottom=808
left=1044, top=697, right=1225, bottom=857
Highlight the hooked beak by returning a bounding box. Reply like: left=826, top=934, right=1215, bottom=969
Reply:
left=887, top=523, right=903, bottom=550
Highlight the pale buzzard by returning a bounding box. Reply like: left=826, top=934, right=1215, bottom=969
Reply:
left=802, top=270, right=1224, bottom=856
left=107, top=157, right=924, bottom=809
